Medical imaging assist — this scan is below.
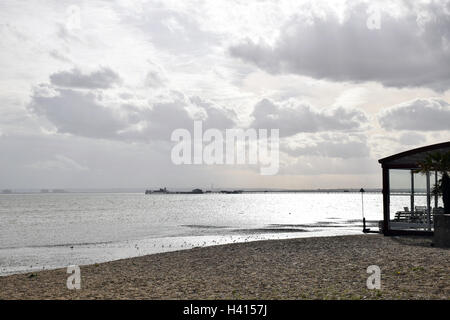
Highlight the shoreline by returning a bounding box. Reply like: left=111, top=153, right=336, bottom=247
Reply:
left=0, top=228, right=368, bottom=277
left=1, top=234, right=449, bottom=299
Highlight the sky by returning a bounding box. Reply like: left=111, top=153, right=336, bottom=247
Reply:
left=0, top=0, right=450, bottom=190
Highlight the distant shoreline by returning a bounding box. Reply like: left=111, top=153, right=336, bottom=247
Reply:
left=1, top=189, right=384, bottom=195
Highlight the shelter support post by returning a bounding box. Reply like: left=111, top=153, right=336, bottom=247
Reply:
left=411, top=170, right=415, bottom=215
left=382, top=166, right=390, bottom=235
left=435, top=171, right=438, bottom=210
left=427, top=171, right=431, bottom=231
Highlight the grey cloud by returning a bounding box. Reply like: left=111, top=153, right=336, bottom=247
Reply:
left=279, top=156, right=379, bottom=175
left=378, top=98, right=450, bottom=131
left=121, top=101, right=195, bottom=141
left=29, top=86, right=237, bottom=142
left=0, top=133, right=178, bottom=189
left=283, top=134, right=370, bottom=159
left=398, top=132, right=427, bottom=145
left=189, top=96, right=237, bottom=130
left=50, top=67, right=121, bottom=89
left=250, top=99, right=368, bottom=137
left=121, top=96, right=237, bottom=141
left=30, top=88, right=126, bottom=139
left=145, top=71, right=166, bottom=88
left=27, top=155, right=88, bottom=171
left=230, top=2, right=450, bottom=91
left=49, top=50, right=71, bottom=63
left=144, top=62, right=168, bottom=88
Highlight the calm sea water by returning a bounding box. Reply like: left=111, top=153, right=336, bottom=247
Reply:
left=0, top=192, right=391, bottom=276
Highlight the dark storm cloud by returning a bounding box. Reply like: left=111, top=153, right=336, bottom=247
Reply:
left=50, top=67, right=122, bottom=89
left=250, top=99, right=368, bottom=137
left=378, top=98, right=450, bottom=131
left=230, top=2, right=450, bottom=91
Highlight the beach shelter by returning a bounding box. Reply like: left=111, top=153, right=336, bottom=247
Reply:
left=378, top=141, right=450, bottom=236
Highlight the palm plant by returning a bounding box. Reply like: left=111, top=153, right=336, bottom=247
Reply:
left=417, top=151, right=450, bottom=214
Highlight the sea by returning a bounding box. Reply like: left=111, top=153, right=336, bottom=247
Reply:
left=0, top=192, right=411, bottom=276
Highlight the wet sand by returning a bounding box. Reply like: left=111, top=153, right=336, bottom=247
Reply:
left=0, top=234, right=449, bottom=299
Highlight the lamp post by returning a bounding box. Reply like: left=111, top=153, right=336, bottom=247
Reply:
left=360, top=188, right=369, bottom=233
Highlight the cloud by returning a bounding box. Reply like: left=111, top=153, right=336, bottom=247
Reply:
left=398, top=132, right=427, bottom=146
left=280, top=156, right=379, bottom=175
left=28, top=85, right=237, bottom=142
left=50, top=67, right=122, bottom=89
left=283, top=133, right=370, bottom=159
left=230, top=1, right=450, bottom=91
left=378, top=98, right=450, bottom=131
left=27, top=155, right=88, bottom=171
left=189, top=96, right=237, bottom=130
left=249, top=98, right=368, bottom=137
left=145, top=70, right=166, bottom=88
left=121, top=6, right=221, bottom=55
left=118, top=95, right=237, bottom=141
left=29, top=87, right=126, bottom=139
left=48, top=50, right=71, bottom=63
left=118, top=100, right=195, bottom=141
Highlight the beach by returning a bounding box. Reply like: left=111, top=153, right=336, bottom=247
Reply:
left=1, top=234, right=449, bottom=300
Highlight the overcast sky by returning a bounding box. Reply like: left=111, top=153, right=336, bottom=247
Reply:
left=1, top=0, right=450, bottom=190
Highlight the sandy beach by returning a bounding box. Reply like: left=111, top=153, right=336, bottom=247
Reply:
left=0, top=234, right=449, bottom=300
